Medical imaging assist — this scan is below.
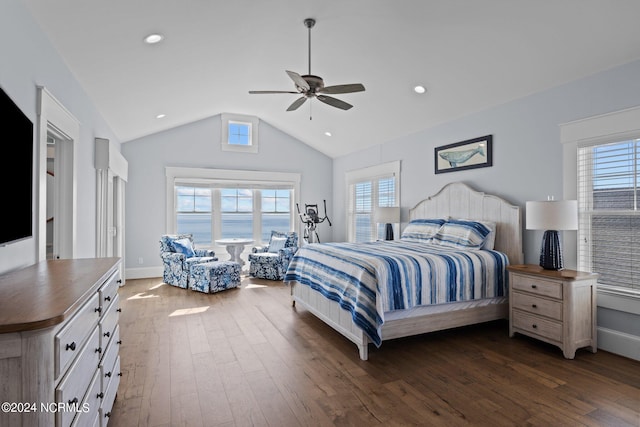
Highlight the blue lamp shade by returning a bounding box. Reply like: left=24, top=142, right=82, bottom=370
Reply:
left=526, top=200, right=578, bottom=270
left=373, top=207, right=401, bottom=240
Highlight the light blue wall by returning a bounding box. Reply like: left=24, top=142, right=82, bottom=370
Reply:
left=121, top=115, right=333, bottom=276
left=333, top=59, right=640, bottom=268
left=0, top=0, right=121, bottom=274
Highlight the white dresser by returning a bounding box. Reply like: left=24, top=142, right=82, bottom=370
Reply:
left=508, top=264, right=598, bottom=359
left=0, top=258, right=122, bottom=427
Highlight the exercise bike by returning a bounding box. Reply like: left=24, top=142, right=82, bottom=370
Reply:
left=296, top=200, right=332, bottom=244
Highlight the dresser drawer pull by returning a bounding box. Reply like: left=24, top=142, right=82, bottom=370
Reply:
left=105, top=412, right=111, bottom=418
left=117, top=340, right=122, bottom=345
left=532, top=304, right=537, bottom=308
left=118, top=372, right=122, bottom=377
left=68, top=397, right=78, bottom=405
left=95, top=307, right=102, bottom=314
left=65, top=342, right=76, bottom=351
left=97, top=392, right=104, bottom=399
left=105, top=296, right=111, bottom=302
left=117, top=279, right=122, bottom=284
left=117, top=308, right=122, bottom=313
left=104, top=331, right=111, bottom=338
left=95, top=347, right=102, bottom=354
left=532, top=324, right=538, bottom=329
left=531, top=284, right=537, bottom=289
left=105, top=371, right=112, bottom=378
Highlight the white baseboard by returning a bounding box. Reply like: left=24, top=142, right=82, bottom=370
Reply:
left=597, top=326, right=640, bottom=362
left=125, top=266, right=163, bottom=280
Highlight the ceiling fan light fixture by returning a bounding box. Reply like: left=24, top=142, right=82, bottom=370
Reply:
left=144, top=33, right=164, bottom=44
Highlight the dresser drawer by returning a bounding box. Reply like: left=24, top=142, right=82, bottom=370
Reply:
left=512, top=310, right=562, bottom=342
left=511, top=274, right=562, bottom=299
left=101, top=325, right=120, bottom=393
left=100, top=356, right=121, bottom=427
left=56, top=327, right=101, bottom=427
left=55, top=293, right=101, bottom=378
left=512, top=291, right=562, bottom=321
left=99, top=294, right=120, bottom=351
left=70, top=369, right=101, bottom=427
left=100, top=271, right=120, bottom=312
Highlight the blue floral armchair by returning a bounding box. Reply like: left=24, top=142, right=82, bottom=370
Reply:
left=248, top=231, right=299, bottom=280
left=160, top=234, right=217, bottom=288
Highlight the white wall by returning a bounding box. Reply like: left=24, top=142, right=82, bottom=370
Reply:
left=121, top=115, right=333, bottom=278
left=0, top=0, right=121, bottom=274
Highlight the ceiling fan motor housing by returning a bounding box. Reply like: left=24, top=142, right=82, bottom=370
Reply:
left=300, top=75, right=324, bottom=95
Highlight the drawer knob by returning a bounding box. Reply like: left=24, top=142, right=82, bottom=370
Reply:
left=532, top=324, right=538, bottom=329
left=97, top=392, right=104, bottom=399
left=105, top=296, right=111, bottom=302
left=95, top=347, right=102, bottom=354
left=532, top=304, right=537, bottom=308
left=105, top=412, right=112, bottom=418
left=117, top=279, right=122, bottom=284
left=95, top=307, right=102, bottom=313
left=118, top=372, right=123, bottom=377
left=105, top=371, right=112, bottom=378
left=117, top=340, right=122, bottom=345
left=531, top=284, right=537, bottom=289
left=117, top=308, right=122, bottom=313
left=68, top=397, right=78, bottom=405
left=65, top=342, right=76, bottom=351
left=104, top=331, right=111, bottom=338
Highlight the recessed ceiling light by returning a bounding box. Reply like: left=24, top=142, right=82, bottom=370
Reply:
left=156, top=114, right=166, bottom=119
left=414, top=85, right=426, bottom=94
left=144, top=33, right=164, bottom=44
left=324, top=131, right=332, bottom=137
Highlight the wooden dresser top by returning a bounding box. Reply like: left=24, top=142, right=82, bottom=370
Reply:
left=0, top=258, right=120, bottom=333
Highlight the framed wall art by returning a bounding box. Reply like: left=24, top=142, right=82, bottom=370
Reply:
left=434, top=135, right=493, bottom=174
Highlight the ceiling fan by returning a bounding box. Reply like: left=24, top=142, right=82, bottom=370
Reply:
left=249, top=18, right=365, bottom=113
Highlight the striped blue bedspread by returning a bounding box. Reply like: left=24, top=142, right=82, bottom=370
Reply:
left=283, top=240, right=508, bottom=347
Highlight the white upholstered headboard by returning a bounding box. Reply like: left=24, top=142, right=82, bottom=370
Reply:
left=409, top=182, right=523, bottom=264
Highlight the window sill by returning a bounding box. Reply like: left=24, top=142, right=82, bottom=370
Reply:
left=597, top=284, right=640, bottom=315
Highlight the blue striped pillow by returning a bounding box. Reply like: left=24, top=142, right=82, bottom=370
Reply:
left=401, top=218, right=447, bottom=242
left=432, top=219, right=491, bottom=249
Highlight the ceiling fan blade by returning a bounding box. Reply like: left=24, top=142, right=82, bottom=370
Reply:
left=286, top=70, right=310, bottom=92
left=316, top=95, right=353, bottom=110
left=318, top=83, right=365, bottom=94
left=287, top=96, right=308, bottom=111
left=249, top=90, right=299, bottom=94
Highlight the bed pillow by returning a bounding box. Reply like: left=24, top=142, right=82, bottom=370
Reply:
left=172, top=238, right=196, bottom=257
left=431, top=219, right=491, bottom=249
left=400, top=218, right=447, bottom=242
left=457, top=218, right=497, bottom=250
left=268, top=236, right=287, bottom=253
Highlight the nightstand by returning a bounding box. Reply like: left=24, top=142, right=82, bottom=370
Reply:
left=507, top=264, right=598, bottom=359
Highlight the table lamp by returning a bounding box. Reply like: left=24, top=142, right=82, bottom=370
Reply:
left=526, top=199, right=578, bottom=270
left=374, top=207, right=401, bottom=240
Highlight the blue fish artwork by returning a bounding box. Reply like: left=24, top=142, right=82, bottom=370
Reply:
left=439, top=145, right=485, bottom=168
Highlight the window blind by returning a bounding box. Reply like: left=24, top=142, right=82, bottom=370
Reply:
left=577, top=139, right=640, bottom=290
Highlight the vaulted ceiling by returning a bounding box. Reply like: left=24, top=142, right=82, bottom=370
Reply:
left=23, top=0, right=640, bottom=158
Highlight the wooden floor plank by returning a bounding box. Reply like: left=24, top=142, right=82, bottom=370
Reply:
left=110, top=277, right=640, bottom=426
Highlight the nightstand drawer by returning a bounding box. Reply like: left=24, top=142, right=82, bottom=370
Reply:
left=512, top=310, right=562, bottom=342
left=511, top=274, right=562, bottom=299
left=512, top=292, right=562, bottom=320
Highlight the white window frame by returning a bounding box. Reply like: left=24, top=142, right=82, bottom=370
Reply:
left=561, top=105, right=640, bottom=308
left=221, top=113, right=259, bottom=153
left=166, top=167, right=300, bottom=247
left=345, top=161, right=400, bottom=242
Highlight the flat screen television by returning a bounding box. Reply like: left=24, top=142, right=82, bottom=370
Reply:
left=0, top=87, right=33, bottom=246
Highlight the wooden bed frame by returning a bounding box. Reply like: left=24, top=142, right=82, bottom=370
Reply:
left=290, top=182, right=523, bottom=360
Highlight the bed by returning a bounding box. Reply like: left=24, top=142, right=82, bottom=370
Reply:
left=284, top=182, right=523, bottom=360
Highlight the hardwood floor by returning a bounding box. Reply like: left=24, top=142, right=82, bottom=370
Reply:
left=110, top=277, right=640, bottom=426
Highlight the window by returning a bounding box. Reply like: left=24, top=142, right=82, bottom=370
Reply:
left=166, top=167, right=300, bottom=247
left=221, top=113, right=259, bottom=153
left=577, top=139, right=640, bottom=290
left=346, top=161, right=400, bottom=242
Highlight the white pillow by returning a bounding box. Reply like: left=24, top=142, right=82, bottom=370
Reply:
left=268, top=236, right=287, bottom=253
